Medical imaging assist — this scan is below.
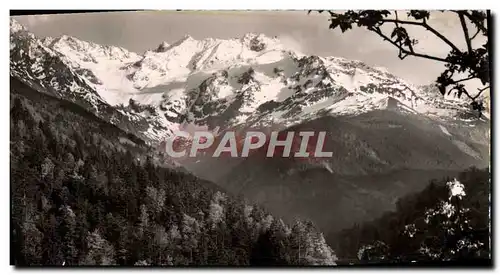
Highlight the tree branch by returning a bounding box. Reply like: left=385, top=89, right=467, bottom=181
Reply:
left=471, top=28, right=481, bottom=40
left=370, top=27, right=451, bottom=63
left=463, top=11, right=488, bottom=36
left=380, top=18, right=423, bottom=26
left=449, top=85, right=475, bottom=101
left=458, top=12, right=473, bottom=53
left=451, top=76, right=475, bottom=85
left=380, top=18, right=461, bottom=52
left=478, top=86, right=490, bottom=92
left=452, top=85, right=488, bottom=102
left=473, top=86, right=490, bottom=100
left=393, top=11, right=406, bottom=58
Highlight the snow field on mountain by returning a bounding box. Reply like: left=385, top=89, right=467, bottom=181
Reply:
left=11, top=18, right=487, bottom=145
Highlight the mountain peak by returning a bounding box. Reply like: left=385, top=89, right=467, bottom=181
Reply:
left=182, top=34, right=194, bottom=41
left=173, top=34, right=196, bottom=45
left=150, top=34, right=199, bottom=54
left=241, top=32, right=276, bottom=41
left=47, top=34, right=87, bottom=49
left=240, top=33, right=280, bottom=52
left=155, top=41, right=171, bottom=52
left=10, top=18, right=26, bottom=33
left=43, top=33, right=139, bottom=64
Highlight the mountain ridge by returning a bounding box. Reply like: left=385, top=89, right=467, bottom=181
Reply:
left=10, top=18, right=488, bottom=148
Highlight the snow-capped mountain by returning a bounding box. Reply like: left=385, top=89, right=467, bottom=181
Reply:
left=10, top=18, right=490, bottom=245
left=10, top=19, right=172, bottom=141
left=10, top=18, right=488, bottom=149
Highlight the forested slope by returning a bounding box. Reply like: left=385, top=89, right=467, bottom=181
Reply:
left=10, top=78, right=336, bottom=266
left=333, top=167, right=491, bottom=265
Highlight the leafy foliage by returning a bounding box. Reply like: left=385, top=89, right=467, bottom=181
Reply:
left=333, top=168, right=490, bottom=264
left=10, top=79, right=336, bottom=266
left=310, top=10, right=490, bottom=115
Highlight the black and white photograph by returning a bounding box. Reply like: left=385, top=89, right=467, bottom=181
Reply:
left=9, top=8, right=492, bottom=267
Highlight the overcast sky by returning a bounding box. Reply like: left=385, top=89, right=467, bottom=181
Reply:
left=12, top=10, right=485, bottom=87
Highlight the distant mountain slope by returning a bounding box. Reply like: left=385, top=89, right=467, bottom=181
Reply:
left=213, top=110, right=489, bottom=237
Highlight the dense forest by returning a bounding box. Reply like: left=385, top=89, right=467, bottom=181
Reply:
left=10, top=79, right=336, bottom=266
left=333, top=167, right=491, bottom=264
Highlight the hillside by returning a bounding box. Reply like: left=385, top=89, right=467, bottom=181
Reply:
left=334, top=168, right=491, bottom=264
left=10, top=79, right=336, bottom=266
